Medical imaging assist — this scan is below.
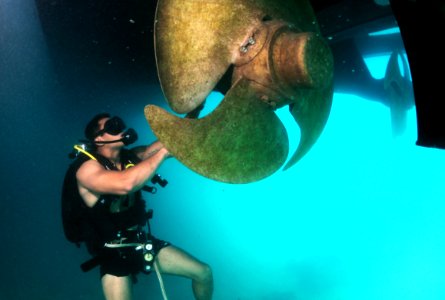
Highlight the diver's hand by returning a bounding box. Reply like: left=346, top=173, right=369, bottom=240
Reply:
left=160, top=145, right=173, bottom=159
left=136, top=140, right=170, bottom=160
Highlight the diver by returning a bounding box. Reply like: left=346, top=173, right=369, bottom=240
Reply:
left=61, top=113, right=213, bottom=300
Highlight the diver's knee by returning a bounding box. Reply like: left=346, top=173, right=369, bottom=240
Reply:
left=196, top=263, right=213, bottom=283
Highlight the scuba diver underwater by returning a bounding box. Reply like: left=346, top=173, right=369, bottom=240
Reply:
left=61, top=113, right=213, bottom=300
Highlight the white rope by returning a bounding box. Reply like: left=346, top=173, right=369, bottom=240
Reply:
left=154, top=260, right=169, bottom=300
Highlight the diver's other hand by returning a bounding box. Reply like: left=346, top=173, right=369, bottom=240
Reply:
left=153, top=140, right=169, bottom=152
left=160, top=146, right=173, bottom=159
left=155, top=141, right=172, bottom=159
left=150, top=140, right=165, bottom=151
left=142, top=141, right=172, bottom=160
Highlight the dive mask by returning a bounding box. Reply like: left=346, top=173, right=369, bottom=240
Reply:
left=96, top=116, right=127, bottom=136
left=95, top=116, right=138, bottom=146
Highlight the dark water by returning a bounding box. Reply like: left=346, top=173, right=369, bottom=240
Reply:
left=1, top=1, right=444, bottom=300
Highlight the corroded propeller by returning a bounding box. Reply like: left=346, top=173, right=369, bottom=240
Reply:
left=145, top=0, right=334, bottom=183
left=145, top=78, right=289, bottom=183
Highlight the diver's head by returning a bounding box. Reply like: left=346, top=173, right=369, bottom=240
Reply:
left=84, top=113, right=138, bottom=149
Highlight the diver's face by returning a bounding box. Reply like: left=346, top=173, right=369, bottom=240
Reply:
left=95, top=117, right=125, bottom=145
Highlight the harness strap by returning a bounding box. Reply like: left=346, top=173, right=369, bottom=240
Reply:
left=80, top=256, right=101, bottom=272
left=104, top=242, right=145, bottom=249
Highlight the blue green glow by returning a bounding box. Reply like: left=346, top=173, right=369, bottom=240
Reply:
left=369, top=27, right=400, bottom=36
left=149, top=55, right=445, bottom=300
left=364, top=53, right=411, bottom=79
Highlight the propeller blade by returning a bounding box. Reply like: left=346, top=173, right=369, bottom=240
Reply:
left=384, top=50, right=415, bottom=136
left=155, top=0, right=320, bottom=114
left=155, top=0, right=262, bottom=114
left=145, top=78, right=289, bottom=183
left=384, top=50, right=415, bottom=109
left=253, top=0, right=320, bottom=32
left=269, top=27, right=333, bottom=170
left=284, top=85, right=333, bottom=170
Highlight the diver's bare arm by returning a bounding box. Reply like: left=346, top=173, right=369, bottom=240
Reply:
left=77, top=147, right=169, bottom=197
left=131, top=140, right=166, bottom=161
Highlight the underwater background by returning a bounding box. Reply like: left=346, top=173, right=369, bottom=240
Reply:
left=1, top=0, right=444, bottom=299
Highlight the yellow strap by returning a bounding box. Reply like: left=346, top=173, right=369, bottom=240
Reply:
left=74, top=145, right=136, bottom=169
left=74, top=145, right=97, bottom=161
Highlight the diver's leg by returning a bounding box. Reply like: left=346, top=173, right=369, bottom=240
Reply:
left=156, top=245, right=213, bottom=300
left=101, top=274, right=133, bottom=300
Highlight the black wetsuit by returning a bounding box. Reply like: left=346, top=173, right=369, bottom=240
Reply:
left=62, top=149, right=169, bottom=277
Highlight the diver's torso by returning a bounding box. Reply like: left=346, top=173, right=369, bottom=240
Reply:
left=79, top=150, right=147, bottom=250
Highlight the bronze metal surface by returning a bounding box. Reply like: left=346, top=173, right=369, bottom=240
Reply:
left=145, top=78, right=288, bottom=183
left=149, top=0, right=334, bottom=183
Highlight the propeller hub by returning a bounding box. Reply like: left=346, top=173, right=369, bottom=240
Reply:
left=233, top=21, right=333, bottom=109
left=270, top=30, right=333, bottom=94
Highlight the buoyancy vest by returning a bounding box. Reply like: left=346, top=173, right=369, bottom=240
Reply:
left=61, top=149, right=149, bottom=254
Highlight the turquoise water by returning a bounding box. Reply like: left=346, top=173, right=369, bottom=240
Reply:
left=39, top=44, right=445, bottom=300
left=144, top=57, right=444, bottom=300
